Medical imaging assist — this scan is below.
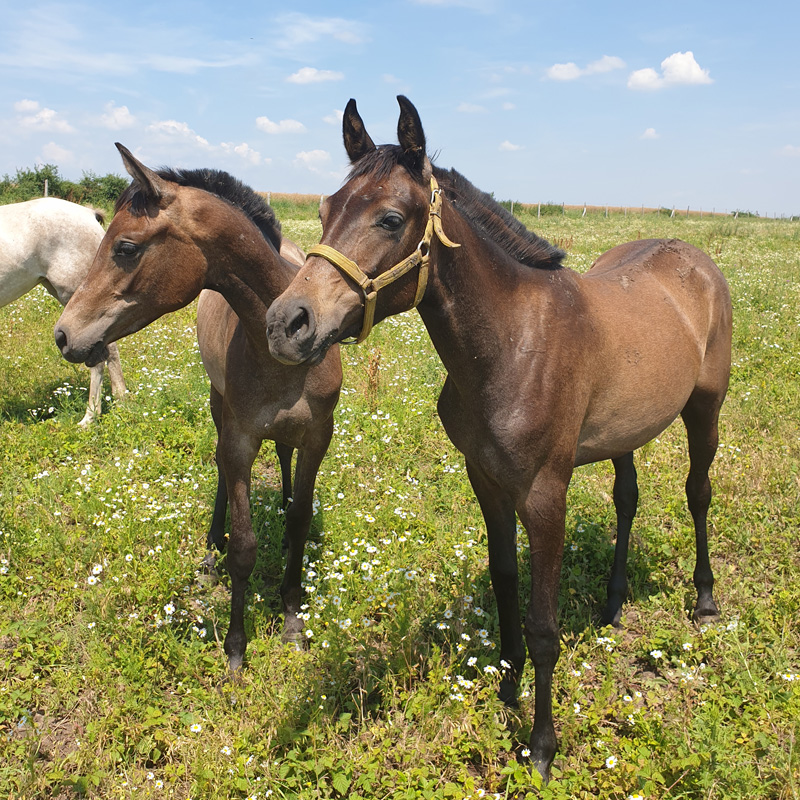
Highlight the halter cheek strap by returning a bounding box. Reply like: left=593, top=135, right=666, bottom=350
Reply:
left=306, top=176, right=460, bottom=344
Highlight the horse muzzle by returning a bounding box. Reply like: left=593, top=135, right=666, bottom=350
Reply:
left=266, top=299, right=319, bottom=365
left=54, top=324, right=109, bottom=368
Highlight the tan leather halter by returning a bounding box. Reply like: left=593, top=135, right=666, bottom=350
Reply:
left=306, top=176, right=460, bottom=344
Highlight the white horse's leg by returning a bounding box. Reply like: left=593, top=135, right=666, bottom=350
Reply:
left=105, top=342, right=127, bottom=400
left=79, top=362, right=104, bottom=427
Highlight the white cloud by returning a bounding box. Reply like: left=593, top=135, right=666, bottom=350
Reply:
left=14, top=99, right=39, bottom=113
left=294, top=150, right=332, bottom=173
left=499, top=141, right=523, bottom=152
left=546, top=62, right=582, bottom=81
left=144, top=54, right=256, bottom=74
left=546, top=55, right=625, bottom=81
left=780, top=145, right=800, bottom=157
left=146, top=120, right=211, bottom=148
left=41, top=142, right=74, bottom=164
left=628, top=51, right=713, bottom=91
left=287, top=67, right=344, bottom=85
left=275, top=13, right=368, bottom=48
left=323, top=110, right=344, bottom=125
left=627, top=68, right=662, bottom=91
left=661, top=51, right=713, bottom=85
left=99, top=102, right=135, bottom=130
left=641, top=127, right=660, bottom=139
left=293, top=149, right=348, bottom=181
left=502, top=102, right=516, bottom=111
left=256, top=116, right=306, bottom=134
left=586, top=55, right=626, bottom=74
left=220, top=142, right=264, bottom=165
left=16, top=101, right=75, bottom=133
left=457, top=102, right=486, bottom=113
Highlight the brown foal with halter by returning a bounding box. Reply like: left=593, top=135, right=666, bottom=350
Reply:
left=266, top=97, right=732, bottom=780
left=55, top=145, right=342, bottom=670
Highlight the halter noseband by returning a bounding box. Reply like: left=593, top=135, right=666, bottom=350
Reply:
left=306, top=176, right=460, bottom=344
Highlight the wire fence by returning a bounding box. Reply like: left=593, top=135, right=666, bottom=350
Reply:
left=505, top=201, right=797, bottom=221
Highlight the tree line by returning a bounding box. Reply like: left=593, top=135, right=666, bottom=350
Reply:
left=0, top=164, right=129, bottom=209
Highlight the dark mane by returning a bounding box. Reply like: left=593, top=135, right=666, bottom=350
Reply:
left=434, top=167, right=565, bottom=270
left=347, top=147, right=565, bottom=270
left=116, top=168, right=282, bottom=252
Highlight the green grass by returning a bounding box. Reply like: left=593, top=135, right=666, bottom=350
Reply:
left=1, top=209, right=799, bottom=799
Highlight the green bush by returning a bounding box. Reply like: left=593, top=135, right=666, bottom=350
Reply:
left=0, top=164, right=129, bottom=211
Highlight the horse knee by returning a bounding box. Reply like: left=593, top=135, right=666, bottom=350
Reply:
left=523, top=619, right=560, bottom=668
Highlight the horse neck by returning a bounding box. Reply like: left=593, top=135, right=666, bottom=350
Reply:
left=417, top=208, right=562, bottom=379
left=200, top=206, right=297, bottom=343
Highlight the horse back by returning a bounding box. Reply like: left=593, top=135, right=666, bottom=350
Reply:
left=0, top=198, right=104, bottom=306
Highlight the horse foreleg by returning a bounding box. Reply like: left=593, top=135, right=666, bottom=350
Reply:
left=105, top=342, right=127, bottom=401
left=681, top=390, right=723, bottom=623
left=517, top=468, right=570, bottom=784
left=276, top=442, right=294, bottom=509
left=466, top=459, right=525, bottom=706
left=78, top=361, right=104, bottom=427
left=601, top=451, right=638, bottom=627
left=280, top=420, right=331, bottom=644
left=217, top=423, right=260, bottom=672
left=275, top=442, right=295, bottom=552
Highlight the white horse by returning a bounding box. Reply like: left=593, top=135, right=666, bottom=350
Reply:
left=0, top=197, right=126, bottom=426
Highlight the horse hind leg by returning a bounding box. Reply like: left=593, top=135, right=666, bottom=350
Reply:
left=601, top=451, right=638, bottom=627
left=681, top=389, right=724, bottom=623
left=280, top=424, right=331, bottom=644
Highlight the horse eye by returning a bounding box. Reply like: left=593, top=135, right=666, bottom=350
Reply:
left=380, top=212, right=404, bottom=231
left=116, top=241, right=138, bottom=258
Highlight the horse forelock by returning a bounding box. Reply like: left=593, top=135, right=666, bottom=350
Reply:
left=344, top=147, right=564, bottom=271
left=346, top=145, right=426, bottom=184
left=115, top=168, right=283, bottom=253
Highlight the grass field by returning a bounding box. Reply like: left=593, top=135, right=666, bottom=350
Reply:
left=1, top=205, right=798, bottom=799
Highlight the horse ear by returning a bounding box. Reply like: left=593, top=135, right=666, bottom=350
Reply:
left=115, top=143, right=170, bottom=202
left=342, top=99, right=376, bottom=164
left=396, top=95, right=427, bottom=174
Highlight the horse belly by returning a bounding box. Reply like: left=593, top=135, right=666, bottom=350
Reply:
left=574, top=359, right=698, bottom=466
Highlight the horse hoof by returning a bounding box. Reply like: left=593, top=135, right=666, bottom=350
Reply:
left=600, top=608, right=624, bottom=628
left=228, top=656, right=244, bottom=675
left=196, top=553, right=219, bottom=585
left=693, top=610, right=721, bottom=626
left=529, top=758, right=551, bottom=787
left=692, top=598, right=720, bottom=625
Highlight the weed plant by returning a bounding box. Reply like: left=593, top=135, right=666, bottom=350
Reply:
left=0, top=210, right=798, bottom=799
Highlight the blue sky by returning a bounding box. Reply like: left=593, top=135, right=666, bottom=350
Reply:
left=1, top=0, right=798, bottom=216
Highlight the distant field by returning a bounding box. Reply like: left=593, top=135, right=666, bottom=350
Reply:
left=1, top=208, right=798, bottom=799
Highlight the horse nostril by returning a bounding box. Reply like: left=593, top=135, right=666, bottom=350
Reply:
left=54, top=327, right=68, bottom=353
left=287, top=307, right=310, bottom=340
